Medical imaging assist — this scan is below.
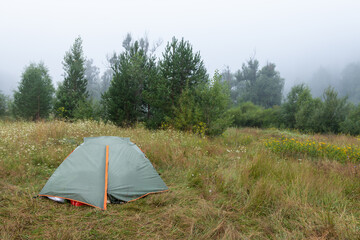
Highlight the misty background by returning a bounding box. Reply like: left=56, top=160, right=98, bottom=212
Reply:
left=1, top=0, right=360, bottom=100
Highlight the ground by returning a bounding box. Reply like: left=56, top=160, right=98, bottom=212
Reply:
left=1, top=121, right=359, bottom=239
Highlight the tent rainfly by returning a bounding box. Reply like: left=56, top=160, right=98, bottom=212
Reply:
left=39, top=136, right=168, bottom=210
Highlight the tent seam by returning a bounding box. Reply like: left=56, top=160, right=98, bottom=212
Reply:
left=103, top=145, right=109, bottom=210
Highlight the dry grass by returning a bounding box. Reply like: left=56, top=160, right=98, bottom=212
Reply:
left=1, top=121, right=359, bottom=239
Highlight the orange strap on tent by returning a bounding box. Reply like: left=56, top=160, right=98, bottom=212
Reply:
left=103, top=145, right=109, bottom=210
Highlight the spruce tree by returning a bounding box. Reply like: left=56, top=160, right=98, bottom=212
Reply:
left=55, top=37, right=87, bottom=118
left=13, top=63, right=54, bottom=120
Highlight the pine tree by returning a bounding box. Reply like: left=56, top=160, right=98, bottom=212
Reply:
left=55, top=37, right=87, bottom=118
left=159, top=37, right=208, bottom=110
left=84, top=59, right=101, bottom=100
left=13, top=63, right=54, bottom=120
left=238, top=60, right=284, bottom=108
left=102, top=36, right=157, bottom=126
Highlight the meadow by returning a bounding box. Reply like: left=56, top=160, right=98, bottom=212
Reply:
left=1, top=121, right=359, bottom=239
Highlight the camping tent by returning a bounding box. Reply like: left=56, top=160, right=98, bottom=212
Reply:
left=39, top=136, right=168, bottom=210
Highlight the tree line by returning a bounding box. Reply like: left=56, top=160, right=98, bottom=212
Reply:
left=0, top=35, right=359, bottom=136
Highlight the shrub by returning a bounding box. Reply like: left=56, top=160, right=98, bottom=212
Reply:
left=229, top=102, right=264, bottom=128
left=340, top=104, right=360, bottom=136
left=172, top=71, right=233, bottom=136
left=229, top=102, right=281, bottom=129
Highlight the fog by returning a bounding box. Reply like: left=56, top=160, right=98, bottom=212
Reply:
left=1, top=0, right=360, bottom=96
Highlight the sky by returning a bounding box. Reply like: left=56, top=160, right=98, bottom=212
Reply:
left=1, top=0, right=360, bottom=95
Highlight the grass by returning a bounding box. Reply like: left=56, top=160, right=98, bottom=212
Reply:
left=1, top=121, right=359, bottom=239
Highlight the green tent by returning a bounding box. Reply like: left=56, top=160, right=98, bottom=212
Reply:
left=39, top=136, right=168, bottom=210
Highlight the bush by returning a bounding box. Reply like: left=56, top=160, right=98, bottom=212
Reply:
left=318, top=87, right=350, bottom=133
left=171, top=88, right=202, bottom=132
left=262, top=106, right=282, bottom=128
left=340, top=104, right=360, bottom=135
left=230, top=102, right=265, bottom=128
left=171, top=71, right=233, bottom=136
left=281, top=84, right=312, bottom=129
left=295, top=97, right=323, bottom=133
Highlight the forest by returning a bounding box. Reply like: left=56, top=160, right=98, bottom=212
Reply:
left=0, top=34, right=359, bottom=136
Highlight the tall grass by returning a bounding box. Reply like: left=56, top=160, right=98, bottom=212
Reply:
left=1, top=121, right=359, bottom=239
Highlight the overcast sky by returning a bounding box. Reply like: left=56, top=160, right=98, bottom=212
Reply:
left=1, top=0, right=360, bottom=95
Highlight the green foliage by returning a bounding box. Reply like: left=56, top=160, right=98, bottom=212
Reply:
left=84, top=59, right=101, bottom=100
left=171, top=71, right=233, bottom=136
left=13, top=62, right=54, bottom=120
left=196, top=71, right=233, bottom=136
left=281, top=84, right=312, bottom=129
left=236, top=60, right=284, bottom=108
left=102, top=35, right=158, bottom=126
left=229, top=101, right=282, bottom=129
left=142, top=76, right=168, bottom=129
left=0, top=91, right=6, bottom=117
left=319, top=87, right=350, bottom=133
left=253, top=63, right=284, bottom=108
left=141, top=56, right=167, bottom=129
left=73, top=99, right=103, bottom=121
left=221, top=67, right=241, bottom=105
left=229, top=102, right=265, bottom=128
left=54, top=37, right=87, bottom=119
left=281, top=85, right=352, bottom=134
left=172, top=87, right=202, bottom=132
left=340, top=104, right=360, bottom=135
left=262, top=106, right=282, bottom=128
left=295, top=97, right=323, bottom=132
left=103, top=35, right=210, bottom=130
left=159, top=37, right=208, bottom=110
